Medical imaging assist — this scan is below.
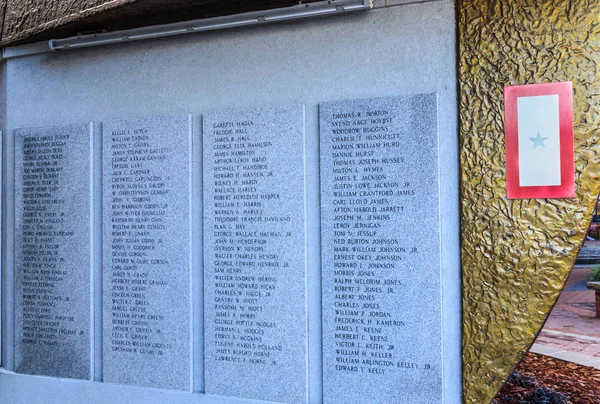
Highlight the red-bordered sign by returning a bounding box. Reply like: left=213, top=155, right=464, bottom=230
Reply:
left=504, top=82, right=574, bottom=199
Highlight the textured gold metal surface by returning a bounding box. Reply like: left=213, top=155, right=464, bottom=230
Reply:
left=459, top=1, right=600, bottom=403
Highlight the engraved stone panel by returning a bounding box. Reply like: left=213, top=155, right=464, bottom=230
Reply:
left=320, top=95, right=442, bottom=404
left=0, top=130, right=2, bottom=366
left=102, top=115, right=192, bottom=391
left=15, top=123, right=93, bottom=379
left=203, top=105, right=308, bottom=403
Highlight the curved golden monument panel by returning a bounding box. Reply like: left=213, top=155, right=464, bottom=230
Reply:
left=459, top=1, right=600, bottom=402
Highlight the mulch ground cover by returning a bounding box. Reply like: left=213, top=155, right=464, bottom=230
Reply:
left=493, top=353, right=600, bottom=403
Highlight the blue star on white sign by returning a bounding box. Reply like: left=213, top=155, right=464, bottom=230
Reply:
left=517, top=95, right=561, bottom=186
left=504, top=81, right=574, bottom=199
left=529, top=132, right=548, bottom=148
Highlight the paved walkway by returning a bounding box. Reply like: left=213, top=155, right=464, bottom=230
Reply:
left=531, top=265, right=600, bottom=369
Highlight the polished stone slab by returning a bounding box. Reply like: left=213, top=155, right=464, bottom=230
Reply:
left=203, top=105, right=308, bottom=403
left=102, top=115, right=192, bottom=391
left=320, top=94, right=442, bottom=404
left=14, top=123, right=93, bottom=380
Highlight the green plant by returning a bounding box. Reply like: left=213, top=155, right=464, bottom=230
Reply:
left=589, top=265, right=600, bottom=282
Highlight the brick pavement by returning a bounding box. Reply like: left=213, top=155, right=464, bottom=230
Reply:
left=530, top=264, right=600, bottom=368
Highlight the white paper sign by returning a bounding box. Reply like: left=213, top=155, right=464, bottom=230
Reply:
left=517, top=94, right=561, bottom=187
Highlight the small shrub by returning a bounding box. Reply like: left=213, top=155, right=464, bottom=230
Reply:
left=589, top=265, right=600, bottom=282
left=508, top=372, right=536, bottom=388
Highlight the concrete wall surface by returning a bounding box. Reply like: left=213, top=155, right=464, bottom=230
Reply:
left=0, top=1, right=460, bottom=403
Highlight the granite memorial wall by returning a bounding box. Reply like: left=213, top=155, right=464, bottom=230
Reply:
left=320, top=94, right=442, bottom=404
left=203, top=105, right=308, bottom=402
left=102, top=116, right=192, bottom=390
left=0, top=2, right=459, bottom=402
left=8, top=94, right=444, bottom=403
left=14, top=124, right=93, bottom=379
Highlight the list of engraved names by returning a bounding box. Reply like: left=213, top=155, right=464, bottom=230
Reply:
left=103, top=116, right=191, bottom=390
left=15, top=124, right=92, bottom=379
left=209, top=119, right=286, bottom=364
left=19, top=135, right=79, bottom=347
left=107, top=128, right=172, bottom=355
left=321, top=95, right=442, bottom=403
left=204, top=106, right=307, bottom=403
